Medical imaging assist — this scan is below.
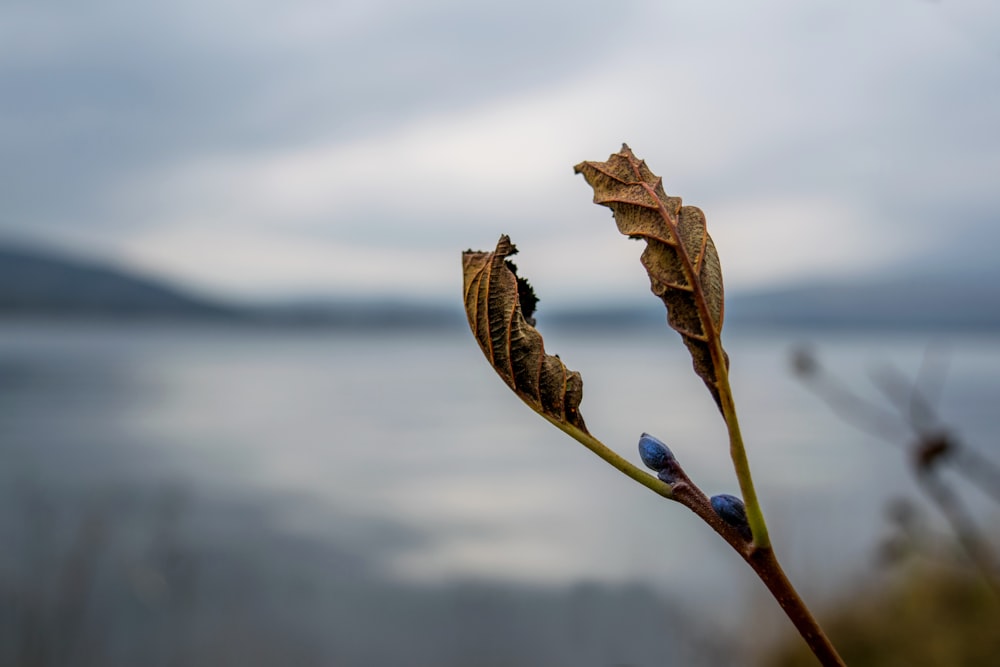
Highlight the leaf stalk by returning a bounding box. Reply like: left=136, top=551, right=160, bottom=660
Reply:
left=545, top=418, right=674, bottom=500
left=713, top=352, right=771, bottom=548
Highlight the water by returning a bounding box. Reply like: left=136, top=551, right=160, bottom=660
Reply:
left=1, top=321, right=998, bottom=665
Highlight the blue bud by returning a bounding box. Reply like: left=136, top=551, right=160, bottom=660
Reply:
left=638, top=433, right=674, bottom=471
left=711, top=494, right=752, bottom=540
left=639, top=433, right=684, bottom=485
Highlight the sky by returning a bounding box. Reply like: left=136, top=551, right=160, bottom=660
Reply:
left=2, top=0, right=999, bottom=305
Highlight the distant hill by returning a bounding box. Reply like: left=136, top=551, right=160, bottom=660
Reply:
left=0, top=244, right=235, bottom=319
left=725, top=276, right=1000, bottom=330
left=0, top=242, right=463, bottom=328
left=245, top=298, right=464, bottom=329
left=539, top=276, right=1000, bottom=332
left=3, top=240, right=995, bottom=331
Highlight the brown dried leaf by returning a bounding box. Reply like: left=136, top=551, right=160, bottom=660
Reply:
left=462, top=235, right=589, bottom=434
left=575, top=144, right=728, bottom=408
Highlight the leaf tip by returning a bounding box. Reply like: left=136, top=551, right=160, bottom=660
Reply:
left=576, top=146, right=728, bottom=410
left=495, top=233, right=516, bottom=256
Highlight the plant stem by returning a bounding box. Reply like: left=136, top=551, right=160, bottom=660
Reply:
left=545, top=417, right=674, bottom=500
left=668, top=482, right=846, bottom=667
left=747, top=547, right=847, bottom=667
left=713, top=343, right=771, bottom=548
left=541, top=347, right=844, bottom=665
left=551, top=416, right=846, bottom=665
left=707, top=345, right=847, bottom=664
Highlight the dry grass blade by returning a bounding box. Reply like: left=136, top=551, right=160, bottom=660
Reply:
left=462, top=235, right=588, bottom=433
left=575, top=144, right=728, bottom=409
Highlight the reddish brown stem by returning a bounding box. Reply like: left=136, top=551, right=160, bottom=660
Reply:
left=747, top=548, right=845, bottom=667
left=670, top=481, right=846, bottom=667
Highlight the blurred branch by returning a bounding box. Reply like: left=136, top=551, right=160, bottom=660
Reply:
left=917, top=466, right=1000, bottom=597
left=791, top=348, right=907, bottom=445
left=953, top=447, right=1000, bottom=506
left=869, top=362, right=1000, bottom=505
left=791, top=345, right=1000, bottom=596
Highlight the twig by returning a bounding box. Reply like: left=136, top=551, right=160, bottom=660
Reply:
left=793, top=347, right=1000, bottom=595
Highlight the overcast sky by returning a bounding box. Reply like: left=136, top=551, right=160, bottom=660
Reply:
left=2, top=0, right=998, bottom=304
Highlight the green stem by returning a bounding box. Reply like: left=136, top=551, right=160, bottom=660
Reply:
left=632, top=170, right=769, bottom=547
left=714, top=353, right=771, bottom=548
left=547, top=415, right=846, bottom=666
left=709, top=350, right=849, bottom=664
left=544, top=417, right=674, bottom=500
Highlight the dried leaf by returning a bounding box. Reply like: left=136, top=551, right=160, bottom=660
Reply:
left=575, top=145, right=728, bottom=408
left=462, top=235, right=589, bottom=434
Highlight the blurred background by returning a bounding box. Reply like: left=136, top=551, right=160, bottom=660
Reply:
left=2, top=1, right=999, bottom=665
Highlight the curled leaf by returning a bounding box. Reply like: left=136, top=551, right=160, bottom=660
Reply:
left=575, top=145, right=728, bottom=408
left=462, top=235, right=588, bottom=434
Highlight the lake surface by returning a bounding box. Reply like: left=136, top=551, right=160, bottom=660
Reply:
left=1, top=321, right=998, bottom=665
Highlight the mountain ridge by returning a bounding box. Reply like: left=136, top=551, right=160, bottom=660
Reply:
left=0, top=243, right=235, bottom=319
left=0, top=241, right=996, bottom=331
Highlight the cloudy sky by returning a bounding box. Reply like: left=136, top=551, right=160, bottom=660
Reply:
left=2, top=0, right=998, bottom=304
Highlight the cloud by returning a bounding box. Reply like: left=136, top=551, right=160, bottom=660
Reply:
left=0, top=0, right=636, bottom=224
left=709, top=195, right=926, bottom=289
left=2, top=0, right=999, bottom=300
